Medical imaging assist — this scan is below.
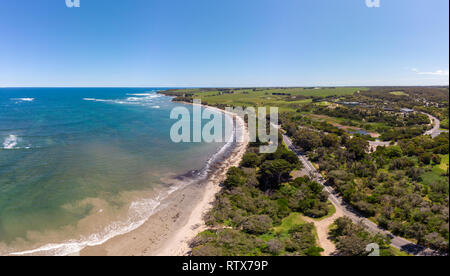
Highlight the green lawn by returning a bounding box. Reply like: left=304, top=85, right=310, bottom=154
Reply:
left=259, top=212, right=309, bottom=242
left=302, top=113, right=390, bottom=136
left=273, top=212, right=307, bottom=234
left=422, top=154, right=449, bottom=186
left=437, top=154, right=449, bottom=171
left=389, top=91, right=409, bottom=96
left=440, top=118, right=449, bottom=129
left=314, top=101, right=333, bottom=106
left=169, top=87, right=365, bottom=113
left=381, top=246, right=412, bottom=256
left=272, top=212, right=322, bottom=247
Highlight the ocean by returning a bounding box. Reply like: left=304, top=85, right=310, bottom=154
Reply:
left=0, top=88, right=228, bottom=255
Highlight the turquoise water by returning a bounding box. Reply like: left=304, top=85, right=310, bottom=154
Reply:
left=0, top=88, right=226, bottom=255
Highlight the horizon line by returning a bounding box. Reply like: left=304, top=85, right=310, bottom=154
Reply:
left=1, top=84, right=449, bottom=89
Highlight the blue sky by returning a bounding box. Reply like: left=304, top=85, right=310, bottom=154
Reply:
left=0, top=0, right=448, bottom=87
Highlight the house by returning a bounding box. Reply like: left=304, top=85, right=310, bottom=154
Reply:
left=338, top=101, right=360, bottom=106
left=400, top=108, right=414, bottom=113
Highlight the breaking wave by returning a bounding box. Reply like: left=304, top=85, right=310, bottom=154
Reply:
left=83, top=93, right=163, bottom=108
left=11, top=98, right=35, bottom=102
left=2, top=135, right=32, bottom=150
left=3, top=135, right=18, bottom=149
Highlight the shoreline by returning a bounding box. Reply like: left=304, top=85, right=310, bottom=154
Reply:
left=80, top=104, right=249, bottom=256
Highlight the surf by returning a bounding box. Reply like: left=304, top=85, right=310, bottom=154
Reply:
left=3, top=135, right=18, bottom=149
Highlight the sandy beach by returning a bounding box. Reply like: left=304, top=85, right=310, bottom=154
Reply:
left=80, top=106, right=249, bottom=256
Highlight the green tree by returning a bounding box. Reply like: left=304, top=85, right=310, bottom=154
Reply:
left=346, top=137, right=369, bottom=160
left=223, top=167, right=246, bottom=189
left=431, top=154, right=442, bottom=165
left=322, top=133, right=340, bottom=148
left=336, top=235, right=368, bottom=256
left=419, top=153, right=432, bottom=165
left=241, top=153, right=260, bottom=168
left=259, top=159, right=295, bottom=189
left=293, top=130, right=322, bottom=151
left=385, top=146, right=403, bottom=158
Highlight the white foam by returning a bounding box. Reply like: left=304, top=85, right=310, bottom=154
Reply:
left=10, top=195, right=165, bottom=256
left=11, top=98, right=34, bottom=102
left=126, top=93, right=161, bottom=97
left=83, top=98, right=128, bottom=105
left=83, top=98, right=109, bottom=102
left=126, top=94, right=161, bottom=102
left=84, top=93, right=161, bottom=106
left=3, top=135, right=18, bottom=149
left=126, top=97, right=144, bottom=102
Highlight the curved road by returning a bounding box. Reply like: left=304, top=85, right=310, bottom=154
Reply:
left=423, top=112, right=448, bottom=138
left=368, top=112, right=445, bottom=150
left=275, top=112, right=445, bottom=256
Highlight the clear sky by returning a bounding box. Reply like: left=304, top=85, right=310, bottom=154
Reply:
left=0, top=0, right=448, bottom=87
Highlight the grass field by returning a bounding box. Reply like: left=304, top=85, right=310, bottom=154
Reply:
left=167, top=87, right=364, bottom=112
left=389, top=91, right=409, bottom=96
left=382, top=246, right=412, bottom=256
left=437, top=154, right=449, bottom=171
left=256, top=212, right=322, bottom=255
left=273, top=212, right=307, bottom=235
left=259, top=212, right=308, bottom=242
left=304, top=113, right=389, bottom=135
left=422, top=154, right=449, bottom=186
left=441, top=118, right=449, bottom=129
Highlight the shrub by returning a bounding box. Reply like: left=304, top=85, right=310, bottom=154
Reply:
left=385, top=146, right=403, bottom=158
left=265, top=239, right=284, bottom=255
left=241, top=153, right=260, bottom=168
left=419, top=153, right=432, bottom=165
left=242, top=215, right=273, bottom=235
left=389, top=157, right=415, bottom=170
left=432, top=154, right=442, bottom=165
left=223, top=167, right=246, bottom=189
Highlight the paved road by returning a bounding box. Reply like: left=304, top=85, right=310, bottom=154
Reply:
left=423, top=112, right=448, bottom=138
left=368, top=112, right=446, bottom=150
left=278, top=129, right=439, bottom=256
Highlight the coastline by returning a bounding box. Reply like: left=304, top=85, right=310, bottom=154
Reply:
left=80, top=104, right=249, bottom=256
